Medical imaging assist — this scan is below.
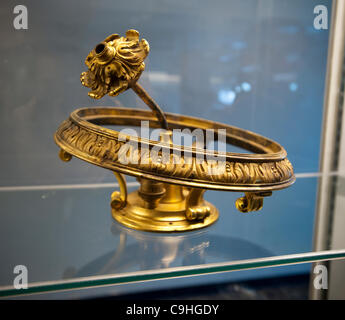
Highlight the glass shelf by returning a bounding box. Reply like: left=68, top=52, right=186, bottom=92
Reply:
left=1, top=176, right=344, bottom=297
left=0, top=0, right=342, bottom=299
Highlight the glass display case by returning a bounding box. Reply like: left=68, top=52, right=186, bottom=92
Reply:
left=0, top=0, right=344, bottom=299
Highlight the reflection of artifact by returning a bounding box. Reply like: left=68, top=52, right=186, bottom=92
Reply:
left=54, top=29, right=295, bottom=232
left=70, top=223, right=273, bottom=278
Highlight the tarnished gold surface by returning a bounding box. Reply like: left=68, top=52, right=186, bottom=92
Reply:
left=54, top=29, right=295, bottom=232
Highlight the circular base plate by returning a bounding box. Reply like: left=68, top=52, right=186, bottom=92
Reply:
left=112, top=191, right=219, bottom=232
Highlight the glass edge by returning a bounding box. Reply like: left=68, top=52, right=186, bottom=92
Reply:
left=1, top=249, right=345, bottom=298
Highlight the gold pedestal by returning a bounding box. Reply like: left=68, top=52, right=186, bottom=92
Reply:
left=111, top=180, right=218, bottom=232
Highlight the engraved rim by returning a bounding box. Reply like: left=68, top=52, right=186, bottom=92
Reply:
left=54, top=107, right=295, bottom=192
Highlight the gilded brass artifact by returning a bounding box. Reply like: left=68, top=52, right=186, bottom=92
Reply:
left=54, top=29, right=295, bottom=232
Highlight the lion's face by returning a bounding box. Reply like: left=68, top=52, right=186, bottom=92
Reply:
left=81, top=30, right=150, bottom=99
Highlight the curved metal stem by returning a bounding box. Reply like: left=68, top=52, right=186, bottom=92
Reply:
left=131, top=82, right=169, bottom=130
left=111, top=171, right=128, bottom=210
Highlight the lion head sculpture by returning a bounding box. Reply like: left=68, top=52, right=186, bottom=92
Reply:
left=80, top=29, right=150, bottom=99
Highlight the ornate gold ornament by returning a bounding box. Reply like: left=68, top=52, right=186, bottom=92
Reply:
left=54, top=29, right=295, bottom=232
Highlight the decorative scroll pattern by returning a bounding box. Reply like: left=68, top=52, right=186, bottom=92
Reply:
left=56, top=119, right=294, bottom=186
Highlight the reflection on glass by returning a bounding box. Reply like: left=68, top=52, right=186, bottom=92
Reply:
left=72, top=222, right=272, bottom=279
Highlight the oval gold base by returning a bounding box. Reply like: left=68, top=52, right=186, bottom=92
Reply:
left=112, top=191, right=219, bottom=232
